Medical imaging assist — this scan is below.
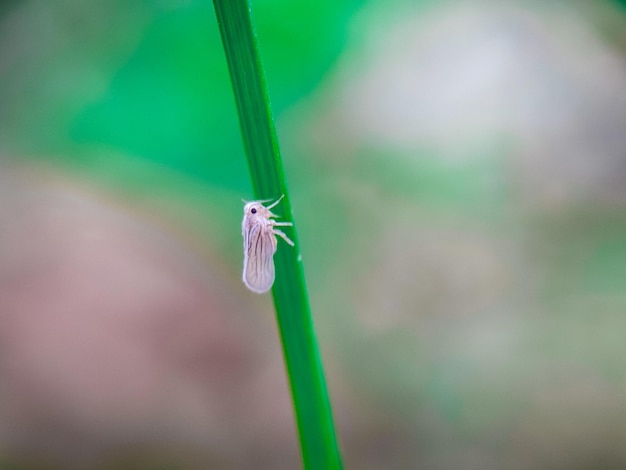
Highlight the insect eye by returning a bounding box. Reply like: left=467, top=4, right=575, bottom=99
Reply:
left=251, top=208, right=257, bottom=214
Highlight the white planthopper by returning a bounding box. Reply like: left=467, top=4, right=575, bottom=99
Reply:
left=241, top=195, right=294, bottom=293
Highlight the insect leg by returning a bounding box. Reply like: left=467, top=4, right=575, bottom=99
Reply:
left=273, top=228, right=294, bottom=246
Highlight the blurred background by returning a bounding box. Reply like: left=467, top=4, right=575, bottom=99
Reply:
left=1, top=0, right=626, bottom=468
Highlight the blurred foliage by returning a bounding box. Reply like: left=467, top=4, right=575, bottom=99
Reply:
left=0, top=0, right=360, bottom=194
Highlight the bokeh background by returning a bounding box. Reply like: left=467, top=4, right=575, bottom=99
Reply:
left=1, top=0, right=626, bottom=468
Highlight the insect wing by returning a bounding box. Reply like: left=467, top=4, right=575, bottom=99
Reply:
left=242, top=221, right=278, bottom=293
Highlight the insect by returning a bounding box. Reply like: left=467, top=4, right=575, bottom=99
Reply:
left=242, top=195, right=294, bottom=293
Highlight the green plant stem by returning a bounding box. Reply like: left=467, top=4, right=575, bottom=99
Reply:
left=212, top=0, right=342, bottom=468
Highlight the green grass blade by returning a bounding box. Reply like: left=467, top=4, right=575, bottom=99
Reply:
left=211, top=0, right=343, bottom=468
